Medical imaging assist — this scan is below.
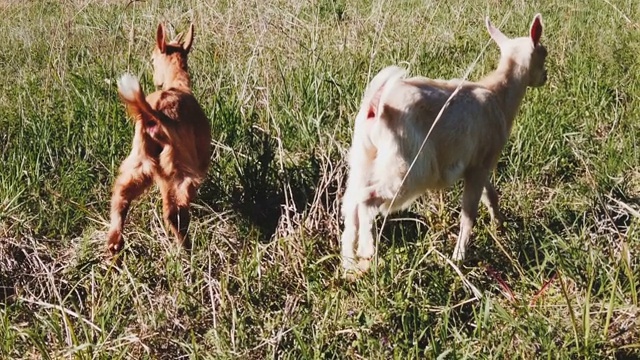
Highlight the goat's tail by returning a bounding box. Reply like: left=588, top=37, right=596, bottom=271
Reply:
left=359, top=66, right=407, bottom=121
left=117, top=74, right=168, bottom=142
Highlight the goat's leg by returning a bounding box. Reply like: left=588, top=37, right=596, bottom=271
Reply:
left=341, top=141, right=376, bottom=271
left=160, top=177, right=197, bottom=250
left=341, top=178, right=369, bottom=271
left=353, top=150, right=405, bottom=271
left=107, top=157, right=153, bottom=254
left=355, top=203, right=379, bottom=266
left=481, top=180, right=505, bottom=231
left=452, top=171, right=487, bottom=261
left=340, top=204, right=359, bottom=271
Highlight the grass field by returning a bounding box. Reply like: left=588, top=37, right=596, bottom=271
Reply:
left=1, top=0, right=640, bottom=358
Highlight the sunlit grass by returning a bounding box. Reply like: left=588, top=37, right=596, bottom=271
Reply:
left=1, top=0, right=639, bottom=358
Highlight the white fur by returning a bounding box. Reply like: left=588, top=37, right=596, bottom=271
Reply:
left=340, top=14, right=547, bottom=273
left=117, top=73, right=141, bottom=102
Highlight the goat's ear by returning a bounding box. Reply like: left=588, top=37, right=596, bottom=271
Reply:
left=485, top=16, right=508, bottom=47
left=530, top=14, right=543, bottom=47
left=182, top=23, right=194, bottom=53
left=156, top=23, right=167, bottom=53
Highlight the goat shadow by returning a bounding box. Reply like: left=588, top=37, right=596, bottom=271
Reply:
left=367, top=195, right=565, bottom=278
left=463, top=188, right=640, bottom=284
left=198, top=127, right=321, bottom=243
left=374, top=210, right=431, bottom=247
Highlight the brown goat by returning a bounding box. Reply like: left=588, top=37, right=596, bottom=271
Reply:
left=107, top=23, right=211, bottom=254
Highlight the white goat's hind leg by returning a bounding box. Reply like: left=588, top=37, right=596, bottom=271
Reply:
left=356, top=203, right=379, bottom=259
left=355, top=150, right=405, bottom=261
left=353, top=203, right=380, bottom=273
left=452, top=172, right=486, bottom=261
left=340, top=205, right=359, bottom=270
left=481, top=180, right=505, bottom=230
left=341, top=140, right=374, bottom=271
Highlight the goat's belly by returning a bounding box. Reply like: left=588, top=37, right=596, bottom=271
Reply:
left=408, top=159, right=465, bottom=190
left=382, top=194, right=418, bottom=214
left=380, top=169, right=456, bottom=213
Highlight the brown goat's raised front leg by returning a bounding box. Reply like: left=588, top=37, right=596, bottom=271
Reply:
left=107, top=159, right=153, bottom=254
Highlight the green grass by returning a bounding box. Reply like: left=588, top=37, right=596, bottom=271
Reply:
left=1, top=0, right=640, bottom=358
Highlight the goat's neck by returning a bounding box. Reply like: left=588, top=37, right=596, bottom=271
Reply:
left=478, top=57, right=529, bottom=132
left=163, top=66, right=192, bottom=92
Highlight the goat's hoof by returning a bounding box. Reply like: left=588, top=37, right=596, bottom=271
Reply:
left=344, top=258, right=372, bottom=280
left=107, top=242, right=122, bottom=254
left=344, top=266, right=367, bottom=281
left=342, top=257, right=370, bottom=281
left=356, top=258, right=371, bottom=273
left=106, top=238, right=124, bottom=268
left=178, top=237, right=192, bottom=252
left=344, top=270, right=363, bottom=282
left=451, top=251, right=464, bottom=262
left=342, top=255, right=358, bottom=271
left=107, top=232, right=124, bottom=256
left=451, top=244, right=466, bottom=261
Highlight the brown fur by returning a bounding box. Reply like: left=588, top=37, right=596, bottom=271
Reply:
left=107, top=23, right=211, bottom=254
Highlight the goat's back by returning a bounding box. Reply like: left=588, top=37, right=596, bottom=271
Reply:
left=377, top=76, right=508, bottom=189
left=147, top=89, right=212, bottom=177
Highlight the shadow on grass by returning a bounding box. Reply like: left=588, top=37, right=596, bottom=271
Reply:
left=0, top=239, right=90, bottom=311
left=198, top=127, right=321, bottom=243
left=0, top=241, right=24, bottom=304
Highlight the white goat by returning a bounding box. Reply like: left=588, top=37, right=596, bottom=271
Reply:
left=340, top=14, right=548, bottom=274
